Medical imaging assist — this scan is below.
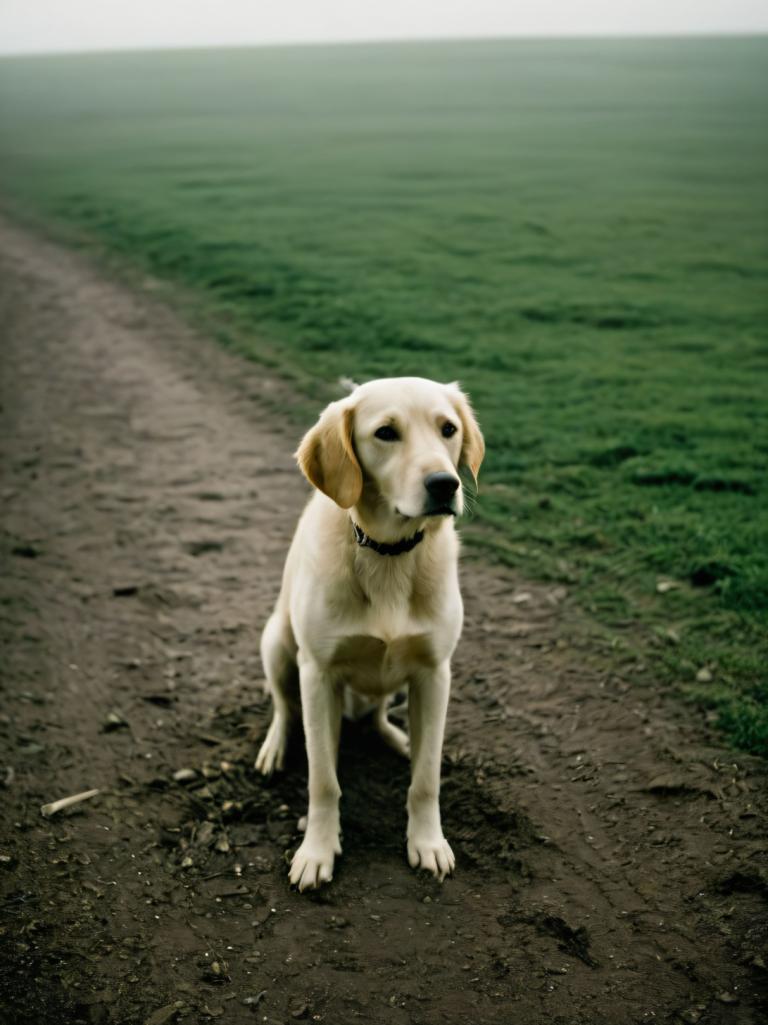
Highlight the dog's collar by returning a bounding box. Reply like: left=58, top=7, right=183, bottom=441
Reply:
left=352, top=521, right=424, bottom=556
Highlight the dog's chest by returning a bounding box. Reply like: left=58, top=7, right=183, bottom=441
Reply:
left=328, top=631, right=435, bottom=696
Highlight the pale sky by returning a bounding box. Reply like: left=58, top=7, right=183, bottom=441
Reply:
left=1, top=1, right=766, bottom=56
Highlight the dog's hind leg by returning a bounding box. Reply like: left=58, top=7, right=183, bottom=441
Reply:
left=375, top=698, right=410, bottom=759
left=255, top=611, right=298, bottom=775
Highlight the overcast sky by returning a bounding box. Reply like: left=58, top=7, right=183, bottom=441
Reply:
left=1, top=1, right=766, bottom=56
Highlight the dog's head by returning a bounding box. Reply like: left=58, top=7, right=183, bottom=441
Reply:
left=296, top=377, right=484, bottom=524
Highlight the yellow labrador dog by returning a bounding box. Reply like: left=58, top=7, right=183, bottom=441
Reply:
left=256, top=376, right=484, bottom=890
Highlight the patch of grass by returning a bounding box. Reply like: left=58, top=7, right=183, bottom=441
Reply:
left=0, top=38, right=766, bottom=753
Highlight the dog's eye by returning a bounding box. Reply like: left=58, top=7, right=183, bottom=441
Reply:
left=374, top=425, right=399, bottom=442
left=441, top=422, right=458, bottom=438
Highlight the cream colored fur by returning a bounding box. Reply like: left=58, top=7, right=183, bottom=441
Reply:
left=256, top=376, right=484, bottom=890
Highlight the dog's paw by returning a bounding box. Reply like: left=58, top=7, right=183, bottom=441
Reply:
left=255, top=718, right=287, bottom=776
left=407, top=834, right=455, bottom=882
left=289, top=835, right=341, bottom=891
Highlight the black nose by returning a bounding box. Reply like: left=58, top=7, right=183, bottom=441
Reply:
left=424, top=471, right=460, bottom=504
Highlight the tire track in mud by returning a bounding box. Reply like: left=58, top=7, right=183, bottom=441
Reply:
left=0, top=214, right=766, bottom=1025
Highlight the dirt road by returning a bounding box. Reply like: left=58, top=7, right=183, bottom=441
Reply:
left=0, top=214, right=765, bottom=1025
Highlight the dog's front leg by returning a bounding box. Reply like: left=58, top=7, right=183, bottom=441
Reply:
left=289, top=657, right=342, bottom=891
left=406, top=660, right=455, bottom=881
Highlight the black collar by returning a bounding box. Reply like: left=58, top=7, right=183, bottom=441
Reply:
left=352, top=521, right=424, bottom=556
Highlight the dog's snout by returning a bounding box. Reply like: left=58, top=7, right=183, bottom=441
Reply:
left=424, top=471, right=460, bottom=504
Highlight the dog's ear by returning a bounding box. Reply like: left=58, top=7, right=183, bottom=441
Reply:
left=296, top=399, right=363, bottom=509
left=449, top=383, right=485, bottom=486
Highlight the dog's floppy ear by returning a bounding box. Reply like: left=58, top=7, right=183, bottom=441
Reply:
left=449, top=383, right=485, bottom=486
left=296, top=399, right=363, bottom=509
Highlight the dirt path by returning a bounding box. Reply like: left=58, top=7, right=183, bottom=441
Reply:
left=0, top=214, right=765, bottom=1025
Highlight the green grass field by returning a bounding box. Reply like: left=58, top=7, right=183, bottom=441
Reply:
left=1, top=38, right=767, bottom=752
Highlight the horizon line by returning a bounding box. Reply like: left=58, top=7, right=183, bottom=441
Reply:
left=1, top=28, right=767, bottom=60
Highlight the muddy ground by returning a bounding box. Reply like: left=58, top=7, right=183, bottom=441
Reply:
left=0, top=213, right=766, bottom=1025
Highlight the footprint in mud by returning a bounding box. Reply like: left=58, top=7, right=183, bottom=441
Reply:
left=525, top=912, right=599, bottom=968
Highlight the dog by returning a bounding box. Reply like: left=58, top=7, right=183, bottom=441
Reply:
left=255, top=376, right=484, bottom=890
